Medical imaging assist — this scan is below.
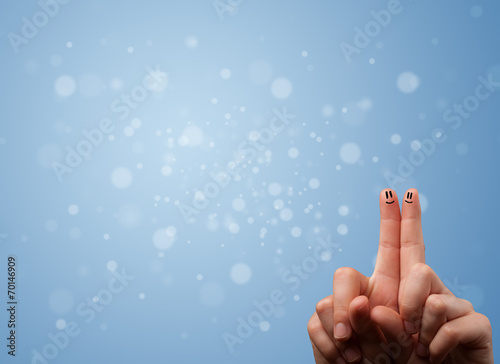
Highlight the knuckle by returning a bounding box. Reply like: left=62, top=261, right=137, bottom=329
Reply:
left=316, top=296, right=333, bottom=315
left=307, top=317, right=323, bottom=336
left=400, top=299, right=416, bottom=314
left=474, top=313, right=493, bottom=337
left=459, top=298, right=474, bottom=312
left=441, top=323, right=458, bottom=340
left=410, top=262, right=433, bottom=278
left=378, top=239, right=396, bottom=249
left=425, top=295, right=446, bottom=316
left=333, top=305, right=349, bottom=318
left=334, top=266, right=357, bottom=281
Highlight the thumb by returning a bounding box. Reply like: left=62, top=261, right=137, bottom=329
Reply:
left=370, top=306, right=415, bottom=364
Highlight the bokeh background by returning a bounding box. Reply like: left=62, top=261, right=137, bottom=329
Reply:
left=1, top=0, right=499, bottom=363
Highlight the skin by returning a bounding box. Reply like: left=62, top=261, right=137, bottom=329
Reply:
left=307, top=188, right=493, bottom=364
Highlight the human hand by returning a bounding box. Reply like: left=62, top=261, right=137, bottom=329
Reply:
left=307, top=188, right=493, bottom=363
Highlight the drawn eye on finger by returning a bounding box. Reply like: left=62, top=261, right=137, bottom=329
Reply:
left=385, top=190, right=395, bottom=204
left=405, top=191, right=413, bottom=204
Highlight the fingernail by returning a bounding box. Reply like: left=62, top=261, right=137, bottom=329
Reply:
left=404, top=320, right=417, bottom=334
left=334, top=323, right=348, bottom=339
left=344, top=347, right=359, bottom=362
left=416, top=342, right=428, bottom=357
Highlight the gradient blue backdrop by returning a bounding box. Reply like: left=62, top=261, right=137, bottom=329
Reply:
left=0, top=0, right=499, bottom=363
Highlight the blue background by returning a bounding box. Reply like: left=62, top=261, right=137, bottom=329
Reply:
left=0, top=0, right=499, bottom=363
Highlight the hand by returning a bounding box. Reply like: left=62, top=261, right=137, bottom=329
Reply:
left=307, top=188, right=405, bottom=363
left=307, top=188, right=493, bottom=363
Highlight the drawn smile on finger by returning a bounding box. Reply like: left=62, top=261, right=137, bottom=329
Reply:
left=405, top=191, right=413, bottom=203
left=385, top=190, right=395, bottom=204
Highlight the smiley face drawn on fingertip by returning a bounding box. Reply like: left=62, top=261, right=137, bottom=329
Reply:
left=405, top=191, right=414, bottom=203
left=385, top=190, right=395, bottom=204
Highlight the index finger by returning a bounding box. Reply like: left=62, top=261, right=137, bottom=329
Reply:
left=373, top=188, right=401, bottom=283
left=400, top=188, right=425, bottom=283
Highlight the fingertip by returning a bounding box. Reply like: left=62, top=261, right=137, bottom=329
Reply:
left=369, top=305, right=385, bottom=325
left=349, top=296, right=369, bottom=328
left=379, top=188, right=401, bottom=218
left=380, top=188, right=394, bottom=199
left=349, top=296, right=376, bottom=335
left=402, top=188, right=421, bottom=217
left=380, top=188, right=396, bottom=204
left=350, top=295, right=369, bottom=316
left=371, top=306, right=411, bottom=343
left=369, top=305, right=399, bottom=328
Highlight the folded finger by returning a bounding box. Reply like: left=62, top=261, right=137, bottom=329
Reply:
left=349, top=296, right=388, bottom=363
left=332, top=267, right=369, bottom=342
left=429, top=312, right=493, bottom=363
left=370, top=305, right=415, bottom=364
left=399, top=263, right=451, bottom=335
left=316, top=295, right=335, bottom=340
left=316, top=297, right=359, bottom=363
left=311, top=341, right=341, bottom=364
left=417, top=294, right=473, bottom=358
left=308, top=312, right=342, bottom=362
